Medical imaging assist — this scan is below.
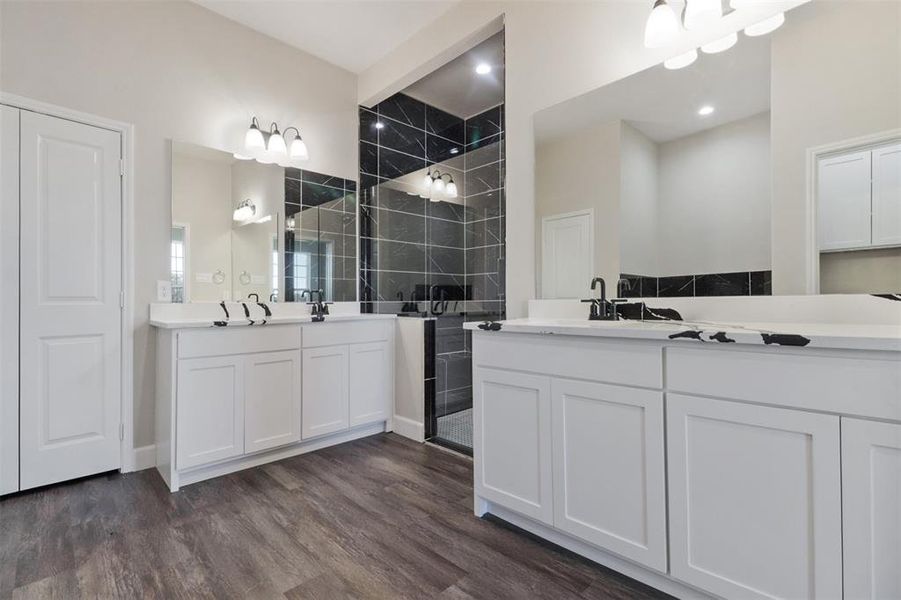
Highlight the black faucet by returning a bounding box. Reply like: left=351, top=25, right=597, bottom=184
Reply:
left=248, top=293, right=259, bottom=302
left=582, top=277, right=620, bottom=321
left=306, top=289, right=332, bottom=322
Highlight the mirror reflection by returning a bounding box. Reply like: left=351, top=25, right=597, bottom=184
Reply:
left=535, top=0, right=900, bottom=299
left=171, top=142, right=358, bottom=303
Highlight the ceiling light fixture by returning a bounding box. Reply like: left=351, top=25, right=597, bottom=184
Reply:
left=698, top=105, right=715, bottom=116
left=243, top=117, right=309, bottom=165
left=423, top=168, right=457, bottom=202
left=701, top=31, right=738, bottom=53
left=744, top=12, right=785, bottom=36
left=375, top=121, right=385, bottom=130
left=683, top=0, right=721, bottom=31
left=475, top=63, right=492, bottom=75
left=664, top=49, right=698, bottom=70
left=644, top=0, right=681, bottom=48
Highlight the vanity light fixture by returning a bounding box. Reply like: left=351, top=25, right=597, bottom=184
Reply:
left=644, top=0, right=681, bottom=48
left=698, top=105, right=715, bottom=116
left=233, top=153, right=252, bottom=160
left=245, top=117, right=265, bottom=150
left=475, top=63, right=492, bottom=75
left=445, top=177, right=458, bottom=198
left=233, top=198, right=256, bottom=222
left=744, top=12, right=785, bottom=36
left=423, top=169, right=457, bottom=201
left=683, top=0, right=721, bottom=31
left=701, top=31, right=738, bottom=53
left=284, top=127, right=309, bottom=159
left=664, top=49, right=698, bottom=70
left=243, top=117, right=309, bottom=164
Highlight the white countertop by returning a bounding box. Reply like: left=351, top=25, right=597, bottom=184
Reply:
left=463, top=318, right=901, bottom=352
left=149, top=302, right=396, bottom=329
left=149, top=314, right=396, bottom=329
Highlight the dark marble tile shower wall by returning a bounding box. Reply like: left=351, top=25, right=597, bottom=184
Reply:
left=283, top=168, right=357, bottom=302
left=618, top=270, right=772, bottom=298
left=358, top=93, right=505, bottom=426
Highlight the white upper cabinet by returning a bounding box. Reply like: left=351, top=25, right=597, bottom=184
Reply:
left=244, top=350, right=302, bottom=453
left=473, top=368, right=554, bottom=525
left=871, top=142, right=901, bottom=247
left=551, top=380, right=667, bottom=572
left=842, top=418, right=901, bottom=600
left=302, top=346, right=350, bottom=439
left=348, top=341, right=391, bottom=427
left=667, top=394, right=842, bottom=600
left=818, top=150, right=872, bottom=251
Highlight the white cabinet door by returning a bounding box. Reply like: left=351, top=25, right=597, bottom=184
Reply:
left=302, top=346, right=349, bottom=439
left=818, top=150, right=872, bottom=251
left=667, top=394, right=842, bottom=600
left=349, top=342, right=390, bottom=427
left=18, top=111, right=123, bottom=490
left=176, top=356, right=244, bottom=469
left=244, top=350, right=301, bottom=454
left=872, top=142, right=901, bottom=247
left=0, top=105, right=19, bottom=495
left=551, top=380, right=667, bottom=571
left=473, top=367, right=553, bottom=524
left=842, top=418, right=901, bottom=600
left=541, top=211, right=593, bottom=299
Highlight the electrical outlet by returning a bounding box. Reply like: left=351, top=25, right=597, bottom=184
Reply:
left=156, top=280, right=172, bottom=302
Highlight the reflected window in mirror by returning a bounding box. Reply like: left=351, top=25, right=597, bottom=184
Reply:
left=170, top=225, right=186, bottom=303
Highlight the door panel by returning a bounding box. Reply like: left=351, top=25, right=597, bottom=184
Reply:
left=817, top=150, right=872, bottom=251
left=244, top=350, right=301, bottom=453
left=19, top=111, right=122, bottom=490
left=349, top=342, right=390, bottom=427
left=872, top=143, right=901, bottom=247
left=551, top=380, right=667, bottom=571
left=667, top=394, right=842, bottom=600
left=541, top=212, right=592, bottom=299
left=842, top=418, right=901, bottom=600
left=177, top=356, right=244, bottom=469
left=0, top=105, right=19, bottom=495
left=302, top=346, right=349, bottom=439
left=473, top=367, right=553, bottom=524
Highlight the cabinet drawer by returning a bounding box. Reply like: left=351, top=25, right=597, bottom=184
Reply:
left=178, top=324, right=301, bottom=359
left=302, top=320, right=390, bottom=348
left=667, top=346, right=901, bottom=421
left=472, top=332, right=662, bottom=389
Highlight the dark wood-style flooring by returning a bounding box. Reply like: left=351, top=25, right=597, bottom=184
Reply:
left=0, top=433, right=670, bottom=599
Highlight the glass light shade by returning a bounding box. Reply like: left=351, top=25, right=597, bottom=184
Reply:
left=233, top=153, right=252, bottom=160
left=644, top=0, right=680, bottom=48
left=233, top=202, right=255, bottom=222
left=701, top=32, right=738, bottom=53
left=683, top=0, right=721, bottom=31
left=268, top=130, right=287, bottom=154
left=289, top=137, right=309, bottom=159
left=245, top=123, right=265, bottom=150
left=664, top=49, right=698, bottom=70
left=432, top=177, right=445, bottom=193
left=446, top=180, right=458, bottom=198
left=423, top=173, right=433, bottom=189
left=744, top=12, right=785, bottom=36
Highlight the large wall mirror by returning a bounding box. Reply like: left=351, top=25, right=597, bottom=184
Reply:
left=171, top=141, right=358, bottom=303
left=535, top=0, right=900, bottom=299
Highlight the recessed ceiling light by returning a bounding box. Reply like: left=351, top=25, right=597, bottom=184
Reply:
left=475, top=63, right=492, bottom=75
left=698, top=105, right=715, bottom=116
left=375, top=121, right=385, bottom=130
left=450, top=147, right=460, bottom=155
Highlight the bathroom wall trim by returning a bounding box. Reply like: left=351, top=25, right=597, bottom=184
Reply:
left=0, top=92, right=138, bottom=472
left=804, top=127, right=901, bottom=295
left=392, top=415, right=425, bottom=443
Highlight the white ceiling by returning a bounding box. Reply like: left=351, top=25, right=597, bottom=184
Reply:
left=194, top=0, right=459, bottom=74
left=535, top=33, right=772, bottom=145
left=403, top=31, right=505, bottom=119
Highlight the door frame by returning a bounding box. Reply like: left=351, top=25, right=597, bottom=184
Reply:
left=1, top=92, right=137, bottom=472
left=804, top=127, right=901, bottom=295
left=540, top=208, right=594, bottom=299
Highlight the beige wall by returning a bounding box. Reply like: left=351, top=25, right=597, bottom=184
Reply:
left=619, top=122, right=658, bottom=277
left=0, top=1, right=357, bottom=448
left=657, top=111, right=771, bottom=276
left=535, top=121, right=621, bottom=296
left=771, top=0, right=901, bottom=294
left=358, top=0, right=804, bottom=315
left=820, top=248, right=901, bottom=295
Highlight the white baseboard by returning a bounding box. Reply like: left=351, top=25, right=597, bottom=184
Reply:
left=392, top=415, right=424, bottom=442
left=132, top=444, right=157, bottom=471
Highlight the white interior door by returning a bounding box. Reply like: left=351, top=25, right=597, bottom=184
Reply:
left=541, top=211, right=592, bottom=298
left=19, top=110, right=122, bottom=490
left=0, top=105, right=20, bottom=495
left=872, top=142, right=901, bottom=247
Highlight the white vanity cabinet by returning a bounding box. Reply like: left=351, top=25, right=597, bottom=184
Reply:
left=155, top=316, right=394, bottom=491
left=666, top=393, right=842, bottom=600
left=841, top=418, right=901, bottom=600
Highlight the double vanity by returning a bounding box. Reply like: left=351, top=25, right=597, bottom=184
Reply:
left=467, top=315, right=901, bottom=600
left=152, top=306, right=395, bottom=492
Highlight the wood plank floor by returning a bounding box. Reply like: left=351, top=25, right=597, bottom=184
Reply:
left=0, top=433, right=671, bottom=599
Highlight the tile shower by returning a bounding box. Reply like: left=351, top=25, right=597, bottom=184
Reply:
left=359, top=93, right=505, bottom=453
